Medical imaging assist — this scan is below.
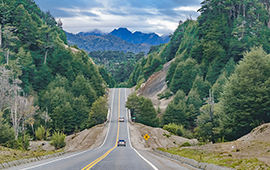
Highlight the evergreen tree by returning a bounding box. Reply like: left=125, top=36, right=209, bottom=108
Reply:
left=89, top=96, right=108, bottom=126
left=170, top=58, right=201, bottom=94
left=191, top=76, right=211, bottom=99
left=138, top=98, right=160, bottom=127
left=220, top=46, right=270, bottom=140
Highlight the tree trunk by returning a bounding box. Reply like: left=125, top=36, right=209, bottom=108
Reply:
left=243, top=4, right=245, bottom=17
left=6, top=48, right=9, bottom=65
left=31, top=124, right=35, bottom=140
left=22, top=121, right=25, bottom=150
left=44, top=107, right=48, bottom=139
left=0, top=24, right=2, bottom=48
left=268, top=7, right=270, bottom=29
left=237, top=4, right=241, bottom=18
left=14, top=98, right=18, bottom=140
left=44, top=49, right=48, bottom=65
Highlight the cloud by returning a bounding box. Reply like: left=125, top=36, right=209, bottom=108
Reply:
left=34, top=0, right=203, bottom=35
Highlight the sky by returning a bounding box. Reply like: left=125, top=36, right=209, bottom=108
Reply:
left=34, top=0, right=203, bottom=36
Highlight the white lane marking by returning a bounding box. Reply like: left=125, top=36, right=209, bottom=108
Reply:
left=20, top=89, right=116, bottom=170
left=125, top=89, right=159, bottom=170
left=20, top=149, right=93, bottom=170
left=97, top=88, right=115, bottom=149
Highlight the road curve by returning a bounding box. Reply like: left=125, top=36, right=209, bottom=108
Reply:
left=7, top=88, right=191, bottom=170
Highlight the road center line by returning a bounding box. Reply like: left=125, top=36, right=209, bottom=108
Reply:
left=81, top=88, right=121, bottom=170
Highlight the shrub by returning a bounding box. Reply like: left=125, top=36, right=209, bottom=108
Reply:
left=182, top=130, right=194, bottom=139
left=35, top=125, right=45, bottom=140
left=135, top=78, right=145, bottom=90
left=181, top=141, right=191, bottom=147
left=163, top=123, right=185, bottom=136
left=157, top=106, right=161, bottom=113
left=50, top=131, right=66, bottom=149
left=0, top=113, right=15, bottom=147
left=158, top=89, right=173, bottom=100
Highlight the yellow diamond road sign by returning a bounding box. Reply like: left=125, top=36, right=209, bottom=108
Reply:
left=143, top=134, right=150, bottom=140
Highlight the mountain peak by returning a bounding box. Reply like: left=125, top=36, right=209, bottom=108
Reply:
left=109, top=28, right=170, bottom=45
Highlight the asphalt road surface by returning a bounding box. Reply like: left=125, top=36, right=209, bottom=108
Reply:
left=7, top=88, right=190, bottom=170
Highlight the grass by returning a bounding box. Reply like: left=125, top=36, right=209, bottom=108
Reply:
left=0, top=146, right=63, bottom=164
left=157, top=147, right=270, bottom=170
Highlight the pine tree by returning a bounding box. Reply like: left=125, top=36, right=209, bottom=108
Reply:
left=220, top=46, right=270, bottom=140
left=138, top=98, right=160, bottom=127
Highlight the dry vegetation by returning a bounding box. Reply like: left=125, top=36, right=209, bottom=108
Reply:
left=0, top=146, right=62, bottom=164
left=158, top=123, right=270, bottom=170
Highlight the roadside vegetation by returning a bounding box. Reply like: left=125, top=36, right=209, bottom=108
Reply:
left=0, top=146, right=63, bottom=164
left=158, top=147, right=270, bottom=170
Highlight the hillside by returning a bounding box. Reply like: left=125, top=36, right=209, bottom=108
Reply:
left=0, top=0, right=108, bottom=152
left=65, top=31, right=152, bottom=53
left=127, top=0, right=270, bottom=145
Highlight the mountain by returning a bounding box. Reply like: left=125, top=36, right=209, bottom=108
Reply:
left=109, top=28, right=170, bottom=45
left=77, top=29, right=104, bottom=36
left=65, top=31, right=152, bottom=53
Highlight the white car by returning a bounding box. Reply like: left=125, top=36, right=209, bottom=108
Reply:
left=119, top=116, right=124, bottom=122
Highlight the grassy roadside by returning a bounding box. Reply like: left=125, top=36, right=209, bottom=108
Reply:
left=0, top=146, right=63, bottom=164
left=157, top=147, right=270, bottom=170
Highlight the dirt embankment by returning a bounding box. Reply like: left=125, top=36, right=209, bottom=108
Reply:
left=29, top=124, right=107, bottom=152
left=136, top=59, right=175, bottom=115
left=187, top=123, right=270, bottom=165
left=129, top=123, right=198, bottom=150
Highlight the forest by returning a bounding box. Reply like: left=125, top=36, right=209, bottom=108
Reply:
left=0, top=0, right=108, bottom=150
left=126, top=0, right=270, bottom=142
left=89, top=50, right=145, bottom=86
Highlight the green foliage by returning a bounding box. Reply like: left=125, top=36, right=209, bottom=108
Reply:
left=162, top=90, right=188, bottom=127
left=157, top=89, right=173, bottom=100
left=0, top=113, right=15, bottom=147
left=126, top=93, right=159, bottom=127
left=135, top=78, right=145, bottom=90
left=191, top=76, right=211, bottom=99
left=98, top=66, right=115, bottom=88
left=170, top=58, right=201, bottom=94
left=138, top=98, right=160, bottom=127
left=219, top=47, right=270, bottom=140
left=160, top=20, right=188, bottom=62
left=90, top=50, right=137, bottom=84
left=35, top=125, right=45, bottom=140
left=157, top=106, right=161, bottom=113
left=50, top=131, right=66, bottom=149
left=181, top=141, right=191, bottom=147
left=0, top=0, right=108, bottom=146
left=163, top=123, right=185, bottom=136
left=89, top=96, right=108, bottom=126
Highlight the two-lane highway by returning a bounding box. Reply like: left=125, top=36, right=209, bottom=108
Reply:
left=7, top=88, right=191, bottom=170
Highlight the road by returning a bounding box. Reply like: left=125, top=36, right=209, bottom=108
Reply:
left=8, top=88, right=190, bottom=170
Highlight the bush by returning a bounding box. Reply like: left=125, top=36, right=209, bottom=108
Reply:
left=0, top=113, right=15, bottom=147
left=163, top=123, right=185, bottom=136
left=182, top=130, right=194, bottom=139
left=35, top=125, right=45, bottom=140
left=135, top=78, right=145, bottom=90
left=158, top=89, right=173, bottom=100
left=181, top=141, right=191, bottom=147
left=157, top=106, right=161, bottom=113
left=50, top=131, right=66, bottom=149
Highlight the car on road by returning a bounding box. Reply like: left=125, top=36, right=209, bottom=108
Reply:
left=117, top=140, right=126, bottom=147
left=119, top=116, right=124, bottom=122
